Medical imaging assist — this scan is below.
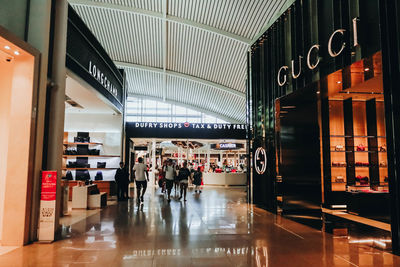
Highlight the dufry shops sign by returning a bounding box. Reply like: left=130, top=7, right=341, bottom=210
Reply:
left=126, top=122, right=247, bottom=139
left=133, top=122, right=246, bottom=130
left=277, top=18, right=360, bottom=86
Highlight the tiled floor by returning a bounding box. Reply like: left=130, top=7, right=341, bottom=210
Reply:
left=0, top=187, right=399, bottom=266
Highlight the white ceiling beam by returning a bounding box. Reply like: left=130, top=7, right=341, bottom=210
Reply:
left=128, top=93, right=243, bottom=124
left=68, top=0, right=251, bottom=44
left=116, top=61, right=245, bottom=98
left=162, top=0, right=168, bottom=101
left=250, top=0, right=295, bottom=45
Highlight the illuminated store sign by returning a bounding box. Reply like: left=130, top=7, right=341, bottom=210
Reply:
left=133, top=122, right=246, bottom=130
left=277, top=18, right=360, bottom=86
left=88, top=61, right=119, bottom=99
left=254, top=147, right=267, bottom=175
left=126, top=122, right=247, bottom=139
left=219, top=143, right=236, bottom=149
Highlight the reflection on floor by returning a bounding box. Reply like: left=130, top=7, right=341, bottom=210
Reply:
left=322, top=208, right=391, bottom=232
left=0, top=187, right=399, bottom=266
left=60, top=200, right=117, bottom=227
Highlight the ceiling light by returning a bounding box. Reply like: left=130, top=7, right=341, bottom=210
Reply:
left=4, top=45, right=10, bottom=50
left=364, top=68, right=370, bottom=71
left=337, top=81, right=342, bottom=84
left=14, top=51, right=20, bottom=55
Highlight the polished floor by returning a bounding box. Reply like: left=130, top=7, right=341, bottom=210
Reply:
left=1, top=187, right=399, bottom=266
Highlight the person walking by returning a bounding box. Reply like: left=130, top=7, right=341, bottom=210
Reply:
left=163, top=159, right=175, bottom=202
left=132, top=157, right=149, bottom=204
left=115, top=162, right=130, bottom=201
left=193, top=167, right=203, bottom=194
left=174, top=164, right=180, bottom=196
left=178, top=161, right=191, bottom=201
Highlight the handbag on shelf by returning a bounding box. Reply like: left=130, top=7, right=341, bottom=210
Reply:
left=65, top=170, right=73, bottom=180
left=355, top=175, right=369, bottom=185
left=356, top=144, right=366, bottom=151
left=335, top=176, right=345, bottom=183
left=88, top=149, right=100, bottom=155
left=379, top=161, right=387, bottom=167
left=97, top=162, right=106, bottom=168
left=95, top=171, right=103, bottom=181
left=380, top=145, right=387, bottom=152
left=335, top=145, right=344, bottom=151
left=67, top=161, right=77, bottom=168
left=76, top=170, right=90, bottom=181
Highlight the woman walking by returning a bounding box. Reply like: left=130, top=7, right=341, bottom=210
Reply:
left=193, top=167, right=203, bottom=194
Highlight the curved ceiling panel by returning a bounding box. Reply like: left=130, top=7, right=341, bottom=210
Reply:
left=169, top=0, right=290, bottom=40
left=168, top=22, right=248, bottom=93
left=92, top=0, right=162, bottom=12
left=73, top=4, right=163, bottom=68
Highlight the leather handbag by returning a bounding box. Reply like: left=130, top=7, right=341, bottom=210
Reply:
left=356, top=144, right=366, bottom=151
left=76, top=170, right=90, bottom=180
left=335, top=145, right=344, bottom=151
left=89, top=149, right=100, bottom=155
left=356, top=175, right=369, bottom=185
left=380, top=145, right=387, bottom=152
left=97, top=162, right=106, bottom=168
left=335, top=176, right=345, bottom=183
left=95, top=171, right=103, bottom=180
left=65, top=170, right=73, bottom=180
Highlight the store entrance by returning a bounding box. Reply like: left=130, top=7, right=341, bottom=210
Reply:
left=0, top=31, right=38, bottom=245
left=129, top=138, right=248, bottom=194
left=276, top=51, right=391, bottom=249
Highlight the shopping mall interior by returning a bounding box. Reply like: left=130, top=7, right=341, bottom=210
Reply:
left=2, top=0, right=400, bottom=266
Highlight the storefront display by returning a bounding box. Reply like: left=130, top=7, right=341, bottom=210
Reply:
left=248, top=0, right=400, bottom=252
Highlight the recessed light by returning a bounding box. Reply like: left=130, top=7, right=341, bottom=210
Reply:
left=337, top=81, right=342, bottom=84
left=14, top=51, right=20, bottom=55
left=4, top=45, right=10, bottom=50
left=364, top=68, right=370, bottom=71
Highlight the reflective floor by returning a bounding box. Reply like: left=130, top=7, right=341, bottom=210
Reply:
left=0, top=187, right=399, bottom=266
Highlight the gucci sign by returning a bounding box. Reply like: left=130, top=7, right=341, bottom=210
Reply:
left=254, top=147, right=267, bottom=175
left=277, top=17, right=360, bottom=86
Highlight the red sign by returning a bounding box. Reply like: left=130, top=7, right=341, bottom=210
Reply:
left=41, top=171, right=57, bottom=201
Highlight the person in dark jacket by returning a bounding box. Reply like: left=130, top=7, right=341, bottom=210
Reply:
left=115, top=162, right=130, bottom=201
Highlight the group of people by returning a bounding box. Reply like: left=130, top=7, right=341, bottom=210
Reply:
left=158, top=159, right=203, bottom=202
left=114, top=157, right=203, bottom=204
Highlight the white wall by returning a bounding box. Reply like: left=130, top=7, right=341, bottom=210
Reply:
left=64, top=113, right=123, bottom=133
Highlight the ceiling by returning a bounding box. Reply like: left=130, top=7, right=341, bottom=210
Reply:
left=69, top=0, right=293, bottom=123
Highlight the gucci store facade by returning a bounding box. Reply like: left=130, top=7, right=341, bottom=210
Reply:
left=248, top=0, right=400, bottom=254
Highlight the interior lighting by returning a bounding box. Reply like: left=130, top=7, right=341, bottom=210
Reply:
left=14, top=51, right=20, bottom=55
left=337, top=81, right=342, bottom=84
left=4, top=45, right=10, bottom=50
left=364, top=68, right=370, bottom=71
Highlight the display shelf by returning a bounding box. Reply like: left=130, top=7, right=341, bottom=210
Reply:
left=63, top=142, right=103, bottom=145
left=63, top=155, right=120, bottom=158
left=63, top=168, right=117, bottom=171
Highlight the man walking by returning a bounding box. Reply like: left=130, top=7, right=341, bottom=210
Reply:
left=115, top=162, right=130, bottom=201
left=132, top=157, right=149, bottom=204
left=163, top=159, right=175, bottom=202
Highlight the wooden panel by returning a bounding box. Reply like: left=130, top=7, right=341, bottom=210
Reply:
left=329, top=101, right=345, bottom=136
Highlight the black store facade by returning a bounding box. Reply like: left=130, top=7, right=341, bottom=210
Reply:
left=248, top=0, right=400, bottom=254
left=62, top=6, right=125, bottom=208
